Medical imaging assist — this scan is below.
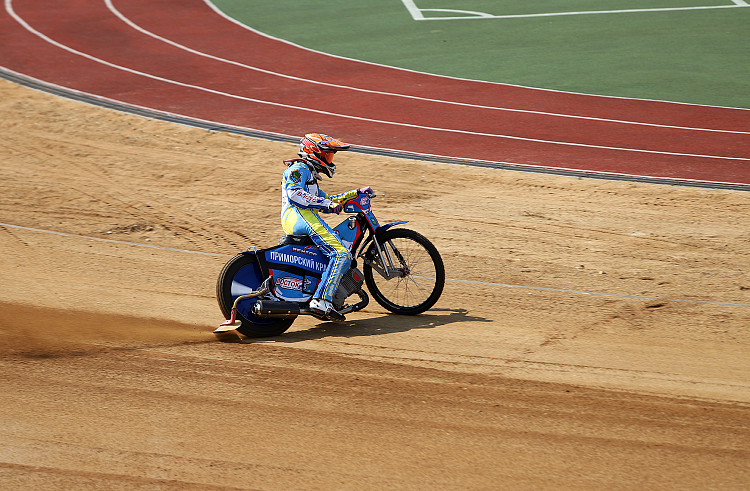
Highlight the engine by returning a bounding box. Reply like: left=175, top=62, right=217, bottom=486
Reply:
left=332, top=268, right=365, bottom=310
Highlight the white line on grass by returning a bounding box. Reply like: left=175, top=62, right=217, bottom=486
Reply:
left=402, top=0, right=750, bottom=20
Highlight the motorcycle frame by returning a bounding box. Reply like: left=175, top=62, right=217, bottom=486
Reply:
left=247, top=194, right=409, bottom=304
left=341, top=194, right=409, bottom=280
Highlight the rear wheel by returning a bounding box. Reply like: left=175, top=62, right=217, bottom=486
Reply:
left=216, top=253, right=295, bottom=337
left=363, top=228, right=444, bottom=315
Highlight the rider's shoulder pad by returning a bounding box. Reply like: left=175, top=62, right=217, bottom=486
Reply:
left=285, top=161, right=312, bottom=182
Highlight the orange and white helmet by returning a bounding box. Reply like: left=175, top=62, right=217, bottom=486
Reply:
left=298, top=133, right=350, bottom=178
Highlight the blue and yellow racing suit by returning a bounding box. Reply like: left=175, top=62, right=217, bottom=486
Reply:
left=281, top=159, right=358, bottom=302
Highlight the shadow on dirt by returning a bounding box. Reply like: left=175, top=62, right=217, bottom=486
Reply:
left=214, top=308, right=491, bottom=343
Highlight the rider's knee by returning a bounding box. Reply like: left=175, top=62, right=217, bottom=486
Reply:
left=338, top=249, right=351, bottom=263
left=334, top=249, right=351, bottom=268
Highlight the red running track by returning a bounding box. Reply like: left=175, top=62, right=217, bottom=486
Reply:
left=1, top=0, right=749, bottom=186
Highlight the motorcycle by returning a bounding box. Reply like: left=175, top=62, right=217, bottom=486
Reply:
left=214, top=191, right=445, bottom=337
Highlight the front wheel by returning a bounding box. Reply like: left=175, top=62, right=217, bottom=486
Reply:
left=363, top=228, right=444, bottom=315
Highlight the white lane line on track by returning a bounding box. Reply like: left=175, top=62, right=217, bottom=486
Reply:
left=4, top=221, right=750, bottom=309
left=5, top=64, right=748, bottom=190
left=6, top=0, right=748, bottom=162
left=106, top=0, right=749, bottom=136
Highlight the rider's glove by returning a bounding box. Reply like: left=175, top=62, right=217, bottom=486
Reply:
left=328, top=202, right=343, bottom=214
left=358, top=186, right=374, bottom=196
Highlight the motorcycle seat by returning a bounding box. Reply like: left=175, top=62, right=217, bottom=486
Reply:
left=278, top=234, right=315, bottom=246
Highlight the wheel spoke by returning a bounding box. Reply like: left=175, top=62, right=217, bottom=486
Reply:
left=366, top=231, right=443, bottom=313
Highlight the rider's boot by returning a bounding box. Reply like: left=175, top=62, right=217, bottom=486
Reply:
left=309, top=298, right=346, bottom=322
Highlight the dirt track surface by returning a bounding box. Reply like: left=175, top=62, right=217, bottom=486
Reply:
left=2, top=79, right=750, bottom=489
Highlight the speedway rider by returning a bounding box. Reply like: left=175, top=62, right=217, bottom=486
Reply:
left=281, top=133, right=373, bottom=321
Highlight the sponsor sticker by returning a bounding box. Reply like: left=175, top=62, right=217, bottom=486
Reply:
left=269, top=250, right=326, bottom=272
left=276, top=276, right=313, bottom=291
left=295, top=190, right=323, bottom=204
left=293, top=247, right=317, bottom=257
left=290, top=169, right=302, bottom=183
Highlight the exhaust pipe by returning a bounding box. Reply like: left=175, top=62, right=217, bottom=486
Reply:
left=253, top=300, right=300, bottom=319
left=241, top=289, right=369, bottom=324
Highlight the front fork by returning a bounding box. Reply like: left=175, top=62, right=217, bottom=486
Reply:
left=360, top=234, right=409, bottom=280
